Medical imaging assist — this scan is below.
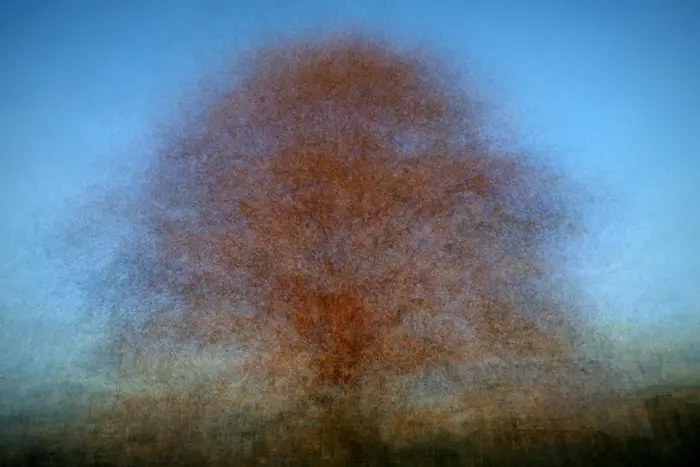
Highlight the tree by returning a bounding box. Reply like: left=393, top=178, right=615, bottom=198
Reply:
left=115, top=32, right=583, bottom=400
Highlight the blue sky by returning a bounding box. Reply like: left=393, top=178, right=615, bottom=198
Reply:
left=1, top=0, right=699, bottom=367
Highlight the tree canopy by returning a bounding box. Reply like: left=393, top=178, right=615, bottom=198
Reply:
left=121, top=33, right=583, bottom=392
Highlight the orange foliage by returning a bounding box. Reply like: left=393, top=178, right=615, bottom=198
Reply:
left=141, top=33, right=577, bottom=389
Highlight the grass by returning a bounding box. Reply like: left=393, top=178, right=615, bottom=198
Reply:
left=1, top=388, right=698, bottom=466
left=1, top=319, right=697, bottom=466
left=2, top=343, right=698, bottom=466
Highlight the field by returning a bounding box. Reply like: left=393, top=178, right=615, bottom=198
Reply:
left=1, top=328, right=698, bottom=466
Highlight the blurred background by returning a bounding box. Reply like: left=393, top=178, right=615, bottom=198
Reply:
left=1, top=0, right=698, bottom=416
